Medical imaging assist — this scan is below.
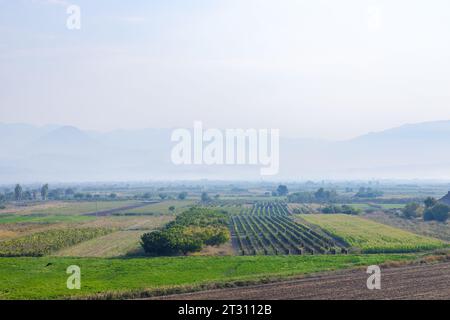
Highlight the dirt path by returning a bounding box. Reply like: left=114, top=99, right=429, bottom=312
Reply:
left=153, top=262, right=450, bottom=300
left=83, top=201, right=158, bottom=216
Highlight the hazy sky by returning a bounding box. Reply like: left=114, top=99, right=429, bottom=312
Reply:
left=1, top=0, right=450, bottom=140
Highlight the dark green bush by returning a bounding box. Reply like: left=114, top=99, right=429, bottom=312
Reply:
left=424, top=204, right=450, bottom=222
left=141, top=207, right=230, bottom=256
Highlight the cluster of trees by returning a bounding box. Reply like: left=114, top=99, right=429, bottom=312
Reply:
left=0, top=184, right=49, bottom=202
left=178, top=192, right=188, bottom=200
left=201, top=192, right=211, bottom=202
left=287, top=187, right=384, bottom=204
left=133, top=191, right=189, bottom=201
left=321, top=204, right=362, bottom=215
left=402, top=197, right=449, bottom=222
left=272, top=185, right=289, bottom=196
left=288, top=188, right=338, bottom=203
left=44, top=189, right=118, bottom=200
left=141, top=207, right=230, bottom=256
left=199, top=192, right=220, bottom=202
left=423, top=197, right=449, bottom=222
left=1, top=184, right=123, bottom=202
left=355, top=187, right=383, bottom=198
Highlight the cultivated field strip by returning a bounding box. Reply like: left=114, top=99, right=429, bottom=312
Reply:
left=154, top=262, right=450, bottom=300
left=238, top=202, right=291, bottom=216
left=230, top=202, right=348, bottom=256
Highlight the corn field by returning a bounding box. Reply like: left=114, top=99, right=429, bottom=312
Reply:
left=0, top=228, right=112, bottom=257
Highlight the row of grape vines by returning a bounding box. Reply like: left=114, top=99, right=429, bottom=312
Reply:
left=238, top=201, right=291, bottom=216
left=230, top=202, right=348, bottom=255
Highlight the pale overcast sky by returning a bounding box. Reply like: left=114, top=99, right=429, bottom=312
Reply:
left=1, top=0, right=450, bottom=139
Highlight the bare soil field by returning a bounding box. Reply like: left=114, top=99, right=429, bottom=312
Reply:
left=153, top=262, right=450, bottom=300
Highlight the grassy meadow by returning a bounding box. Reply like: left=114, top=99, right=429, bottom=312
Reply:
left=0, top=254, right=417, bottom=299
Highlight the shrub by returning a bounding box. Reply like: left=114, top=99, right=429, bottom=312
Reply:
left=423, top=209, right=434, bottom=221
left=402, top=202, right=423, bottom=219
left=423, top=204, right=450, bottom=222
left=177, top=192, right=188, bottom=200
left=424, top=197, right=437, bottom=208
left=321, top=205, right=361, bottom=215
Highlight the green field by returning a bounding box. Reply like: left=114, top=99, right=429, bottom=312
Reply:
left=300, top=214, right=446, bottom=253
left=0, top=254, right=416, bottom=299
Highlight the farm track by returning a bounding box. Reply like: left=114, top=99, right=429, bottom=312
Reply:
left=152, top=262, right=450, bottom=300
left=83, top=201, right=159, bottom=216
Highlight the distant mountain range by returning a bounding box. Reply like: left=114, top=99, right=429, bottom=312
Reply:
left=1, top=120, right=450, bottom=182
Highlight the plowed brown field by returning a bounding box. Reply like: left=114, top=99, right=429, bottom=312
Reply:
left=153, top=262, right=450, bottom=300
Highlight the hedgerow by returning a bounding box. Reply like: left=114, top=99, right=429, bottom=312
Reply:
left=141, top=207, right=230, bottom=256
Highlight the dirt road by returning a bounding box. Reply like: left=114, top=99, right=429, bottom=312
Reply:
left=154, top=262, right=450, bottom=300
left=83, top=201, right=158, bottom=216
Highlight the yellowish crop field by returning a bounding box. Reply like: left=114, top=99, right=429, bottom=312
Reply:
left=299, top=214, right=447, bottom=253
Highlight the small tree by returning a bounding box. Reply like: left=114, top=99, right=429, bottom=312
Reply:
left=168, top=206, right=175, bottom=213
left=201, top=192, right=210, bottom=202
left=65, top=188, right=75, bottom=198
left=159, top=193, right=168, bottom=200
left=74, top=193, right=84, bottom=199
left=143, top=192, right=152, bottom=199
left=141, top=231, right=173, bottom=256
left=424, top=197, right=437, bottom=209
left=423, top=209, right=434, bottom=221
left=40, top=184, right=49, bottom=201
left=315, top=188, right=327, bottom=200
left=424, top=204, right=450, bottom=223
left=402, top=203, right=423, bottom=219
left=14, top=184, right=22, bottom=201
left=276, top=185, right=289, bottom=196
left=431, top=204, right=449, bottom=222
left=177, top=192, right=188, bottom=200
